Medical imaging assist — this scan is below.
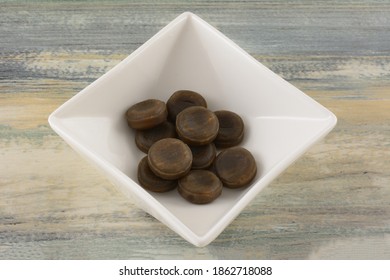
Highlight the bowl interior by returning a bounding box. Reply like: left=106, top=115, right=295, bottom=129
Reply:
left=49, top=13, right=336, bottom=246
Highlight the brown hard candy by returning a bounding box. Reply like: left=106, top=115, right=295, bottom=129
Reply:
left=214, top=146, right=257, bottom=188
left=176, top=106, right=219, bottom=146
left=178, top=170, right=223, bottom=204
left=214, top=110, right=244, bottom=148
left=167, top=90, right=207, bottom=122
left=148, top=138, right=192, bottom=180
left=126, top=90, right=259, bottom=204
left=126, top=99, right=167, bottom=130
left=135, top=121, right=177, bottom=153
left=137, top=156, right=177, bottom=192
left=190, top=143, right=216, bottom=170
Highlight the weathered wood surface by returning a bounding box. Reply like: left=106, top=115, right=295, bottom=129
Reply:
left=1, top=0, right=390, bottom=259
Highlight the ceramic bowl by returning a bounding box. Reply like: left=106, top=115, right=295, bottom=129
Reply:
left=48, top=12, right=337, bottom=247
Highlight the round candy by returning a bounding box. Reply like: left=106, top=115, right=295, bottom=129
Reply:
left=137, top=156, right=177, bottom=192
left=148, top=138, right=192, bottom=180
left=126, top=99, right=167, bottom=130
left=176, top=106, right=219, bottom=146
left=167, top=90, right=207, bottom=122
left=135, top=121, right=177, bottom=153
left=214, top=110, right=244, bottom=148
left=178, top=170, right=222, bottom=204
left=214, top=147, right=257, bottom=189
left=190, top=143, right=216, bottom=170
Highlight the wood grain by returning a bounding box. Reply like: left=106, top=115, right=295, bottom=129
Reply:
left=1, top=1, right=390, bottom=259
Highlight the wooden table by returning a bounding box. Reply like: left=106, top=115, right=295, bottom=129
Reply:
left=1, top=1, right=389, bottom=259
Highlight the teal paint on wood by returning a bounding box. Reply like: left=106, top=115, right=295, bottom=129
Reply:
left=1, top=0, right=390, bottom=259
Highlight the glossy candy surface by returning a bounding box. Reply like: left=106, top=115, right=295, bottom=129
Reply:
left=148, top=138, right=192, bottom=180
left=190, top=143, right=216, bottom=170
left=214, top=110, right=244, bottom=148
left=135, top=121, right=177, bottom=153
left=178, top=170, right=222, bottom=204
left=167, top=90, right=207, bottom=122
left=126, top=99, right=167, bottom=130
left=137, top=156, right=177, bottom=192
left=215, top=146, right=257, bottom=188
left=176, top=106, right=219, bottom=146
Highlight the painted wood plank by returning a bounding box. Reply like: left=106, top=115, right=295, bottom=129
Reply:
left=1, top=1, right=389, bottom=259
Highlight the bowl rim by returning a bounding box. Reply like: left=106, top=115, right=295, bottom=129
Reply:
left=48, top=12, right=337, bottom=247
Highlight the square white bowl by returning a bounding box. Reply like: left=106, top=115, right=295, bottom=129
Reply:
left=48, top=12, right=337, bottom=247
